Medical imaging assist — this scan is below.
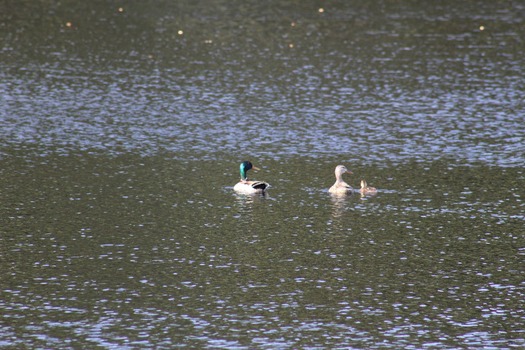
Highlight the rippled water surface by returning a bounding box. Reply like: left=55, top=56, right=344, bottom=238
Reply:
left=1, top=0, right=524, bottom=348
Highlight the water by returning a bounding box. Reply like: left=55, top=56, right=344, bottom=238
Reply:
left=1, top=1, right=524, bottom=348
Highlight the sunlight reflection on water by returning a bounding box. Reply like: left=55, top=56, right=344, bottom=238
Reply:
left=2, top=23, right=524, bottom=166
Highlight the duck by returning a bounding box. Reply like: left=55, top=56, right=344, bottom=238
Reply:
left=328, top=165, right=354, bottom=195
left=360, top=179, right=377, bottom=195
left=233, top=161, right=270, bottom=194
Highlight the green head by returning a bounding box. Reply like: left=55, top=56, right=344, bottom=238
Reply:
left=239, top=161, right=260, bottom=180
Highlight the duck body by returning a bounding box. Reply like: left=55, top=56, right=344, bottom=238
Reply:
left=233, top=161, right=270, bottom=194
left=360, top=179, right=377, bottom=195
left=329, top=165, right=354, bottom=195
left=233, top=180, right=270, bottom=194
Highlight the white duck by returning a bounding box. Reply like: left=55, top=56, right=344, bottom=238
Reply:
left=328, top=165, right=353, bottom=195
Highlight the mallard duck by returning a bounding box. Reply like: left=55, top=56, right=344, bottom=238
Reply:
left=328, top=165, right=353, bottom=195
left=360, top=179, right=377, bottom=194
left=233, top=161, right=270, bottom=194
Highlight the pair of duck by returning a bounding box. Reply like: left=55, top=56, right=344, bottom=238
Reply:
left=233, top=161, right=377, bottom=195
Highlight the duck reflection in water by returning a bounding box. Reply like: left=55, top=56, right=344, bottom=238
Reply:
left=233, top=188, right=270, bottom=221
left=329, top=193, right=350, bottom=218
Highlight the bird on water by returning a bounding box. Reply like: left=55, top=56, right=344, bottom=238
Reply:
left=233, top=161, right=270, bottom=194
left=328, top=165, right=354, bottom=195
left=359, top=179, right=377, bottom=195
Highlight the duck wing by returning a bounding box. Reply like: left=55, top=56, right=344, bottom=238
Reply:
left=249, top=180, right=270, bottom=190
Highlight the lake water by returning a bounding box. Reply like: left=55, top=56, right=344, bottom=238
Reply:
left=1, top=1, right=524, bottom=348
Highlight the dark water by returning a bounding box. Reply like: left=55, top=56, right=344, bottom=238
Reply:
left=1, top=1, right=524, bottom=348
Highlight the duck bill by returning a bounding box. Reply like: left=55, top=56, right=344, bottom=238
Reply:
left=346, top=170, right=353, bottom=174
left=252, top=166, right=261, bottom=171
